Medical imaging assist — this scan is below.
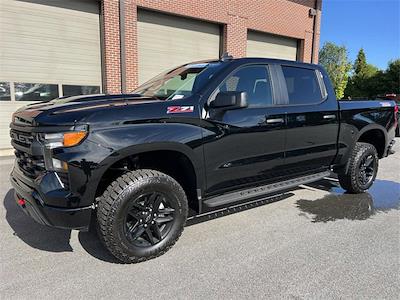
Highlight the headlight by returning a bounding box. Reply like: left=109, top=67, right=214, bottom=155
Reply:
left=42, top=130, right=88, bottom=149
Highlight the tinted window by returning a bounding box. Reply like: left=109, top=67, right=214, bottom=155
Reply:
left=63, top=85, right=100, bottom=97
left=15, top=83, right=59, bottom=101
left=214, top=65, right=273, bottom=107
left=282, top=66, right=322, bottom=105
left=0, top=82, right=11, bottom=101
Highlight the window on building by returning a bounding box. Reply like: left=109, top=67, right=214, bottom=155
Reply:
left=282, top=66, right=322, bottom=105
left=63, top=85, right=100, bottom=97
left=212, top=65, right=273, bottom=107
left=15, top=83, right=59, bottom=101
left=0, top=82, right=11, bottom=101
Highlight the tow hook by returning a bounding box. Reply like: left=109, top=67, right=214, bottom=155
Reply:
left=17, top=198, right=26, bottom=207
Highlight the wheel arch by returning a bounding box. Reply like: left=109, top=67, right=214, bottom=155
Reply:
left=93, top=142, right=204, bottom=213
left=356, top=125, right=387, bottom=158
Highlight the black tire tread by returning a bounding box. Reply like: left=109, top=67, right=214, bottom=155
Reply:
left=338, top=142, right=378, bottom=194
left=97, top=169, right=187, bottom=263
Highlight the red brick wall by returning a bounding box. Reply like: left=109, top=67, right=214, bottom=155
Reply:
left=102, top=0, right=121, bottom=93
left=123, top=0, right=138, bottom=91
left=103, top=0, right=322, bottom=93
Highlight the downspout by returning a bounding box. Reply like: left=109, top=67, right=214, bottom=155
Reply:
left=310, top=0, right=319, bottom=63
left=119, top=0, right=126, bottom=93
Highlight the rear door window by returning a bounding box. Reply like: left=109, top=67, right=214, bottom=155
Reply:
left=282, top=66, right=322, bottom=105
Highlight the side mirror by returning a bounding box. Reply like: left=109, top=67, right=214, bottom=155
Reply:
left=209, top=91, right=248, bottom=110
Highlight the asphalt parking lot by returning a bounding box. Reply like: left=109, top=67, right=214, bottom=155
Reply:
left=1, top=140, right=399, bottom=299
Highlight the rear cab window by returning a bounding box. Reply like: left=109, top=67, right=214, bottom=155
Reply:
left=282, top=66, right=323, bottom=105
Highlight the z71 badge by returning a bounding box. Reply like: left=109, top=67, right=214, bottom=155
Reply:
left=167, top=106, right=194, bottom=114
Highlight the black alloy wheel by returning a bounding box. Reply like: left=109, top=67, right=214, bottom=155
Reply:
left=124, top=192, right=176, bottom=247
left=97, top=169, right=188, bottom=263
left=357, top=154, right=376, bottom=187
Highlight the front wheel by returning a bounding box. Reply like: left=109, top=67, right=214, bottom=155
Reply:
left=338, top=142, right=379, bottom=194
left=97, top=169, right=188, bottom=263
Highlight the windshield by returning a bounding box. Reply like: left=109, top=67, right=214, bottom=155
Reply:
left=133, top=62, right=223, bottom=100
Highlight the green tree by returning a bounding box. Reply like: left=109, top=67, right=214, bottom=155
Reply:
left=346, top=57, right=399, bottom=99
left=319, top=42, right=352, bottom=99
left=345, top=48, right=379, bottom=98
left=384, top=59, right=400, bottom=94
left=354, top=48, right=367, bottom=75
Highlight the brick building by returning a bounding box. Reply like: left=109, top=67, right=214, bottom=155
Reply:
left=0, top=0, right=322, bottom=151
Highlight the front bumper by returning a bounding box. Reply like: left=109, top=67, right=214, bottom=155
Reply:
left=10, top=163, right=92, bottom=230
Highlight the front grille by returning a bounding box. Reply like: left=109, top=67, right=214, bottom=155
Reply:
left=11, top=128, right=69, bottom=189
left=10, top=129, right=45, bottom=179
left=15, top=150, right=45, bottom=179
left=10, top=129, right=34, bottom=148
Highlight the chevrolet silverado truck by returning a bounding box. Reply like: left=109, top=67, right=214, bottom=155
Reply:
left=9, top=57, right=397, bottom=263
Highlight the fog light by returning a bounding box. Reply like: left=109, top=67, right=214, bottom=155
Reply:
left=52, top=158, right=68, bottom=171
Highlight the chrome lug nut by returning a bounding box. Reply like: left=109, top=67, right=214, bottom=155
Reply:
left=144, top=224, right=147, bottom=228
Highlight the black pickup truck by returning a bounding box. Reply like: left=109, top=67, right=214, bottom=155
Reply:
left=9, top=57, right=397, bottom=263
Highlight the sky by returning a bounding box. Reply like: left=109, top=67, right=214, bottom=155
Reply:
left=320, top=0, right=400, bottom=70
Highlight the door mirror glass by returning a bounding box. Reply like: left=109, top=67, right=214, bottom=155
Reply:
left=210, top=91, right=248, bottom=110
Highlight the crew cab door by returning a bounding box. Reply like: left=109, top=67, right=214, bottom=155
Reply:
left=201, top=64, right=286, bottom=196
left=280, top=65, right=339, bottom=173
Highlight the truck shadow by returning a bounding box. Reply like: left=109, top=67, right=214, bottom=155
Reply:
left=3, top=187, right=296, bottom=263
left=3, top=188, right=118, bottom=262
left=296, top=179, right=400, bottom=222
left=3, top=189, right=73, bottom=252
left=77, top=220, right=121, bottom=263
left=4, top=178, right=399, bottom=263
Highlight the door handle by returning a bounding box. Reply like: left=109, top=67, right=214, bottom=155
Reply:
left=266, top=118, right=285, bottom=124
left=323, top=114, right=336, bottom=120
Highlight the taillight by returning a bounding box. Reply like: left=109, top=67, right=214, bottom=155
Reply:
left=395, top=104, right=398, bottom=127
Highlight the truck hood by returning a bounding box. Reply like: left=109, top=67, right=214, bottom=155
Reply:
left=12, top=94, right=162, bottom=126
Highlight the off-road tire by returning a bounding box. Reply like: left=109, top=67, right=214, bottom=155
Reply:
left=97, top=169, right=188, bottom=263
left=338, top=142, right=379, bottom=194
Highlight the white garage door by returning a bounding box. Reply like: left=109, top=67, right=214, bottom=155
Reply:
left=247, top=31, right=298, bottom=61
left=138, top=10, right=221, bottom=84
left=0, top=0, right=101, bottom=150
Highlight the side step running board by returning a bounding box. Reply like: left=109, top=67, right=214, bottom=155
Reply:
left=203, top=171, right=331, bottom=208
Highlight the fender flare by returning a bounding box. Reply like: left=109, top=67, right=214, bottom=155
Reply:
left=354, top=123, right=388, bottom=147
left=95, top=141, right=205, bottom=194
left=342, top=124, right=388, bottom=173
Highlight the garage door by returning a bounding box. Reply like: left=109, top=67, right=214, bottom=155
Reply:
left=247, top=31, right=298, bottom=61
left=138, top=10, right=221, bottom=84
left=0, top=0, right=101, bottom=150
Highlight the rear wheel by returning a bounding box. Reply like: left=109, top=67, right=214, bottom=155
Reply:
left=338, top=142, right=379, bottom=194
left=97, top=169, right=188, bottom=263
